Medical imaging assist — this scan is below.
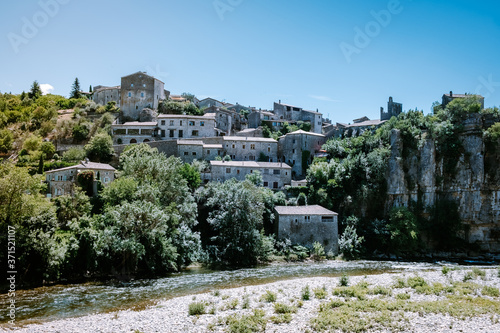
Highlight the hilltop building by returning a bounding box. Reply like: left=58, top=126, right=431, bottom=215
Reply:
left=442, top=91, right=485, bottom=109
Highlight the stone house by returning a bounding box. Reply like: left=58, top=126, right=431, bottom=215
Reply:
left=274, top=205, right=338, bottom=253
left=197, top=97, right=226, bottom=109
left=222, top=136, right=278, bottom=162
left=111, top=121, right=157, bottom=144
left=208, top=161, right=292, bottom=189
left=45, top=160, right=116, bottom=197
left=177, top=140, right=224, bottom=163
left=278, top=130, right=326, bottom=179
left=203, top=106, right=244, bottom=136
left=442, top=91, right=485, bottom=109
left=92, top=72, right=170, bottom=121
left=157, top=113, right=217, bottom=139
left=273, top=101, right=323, bottom=134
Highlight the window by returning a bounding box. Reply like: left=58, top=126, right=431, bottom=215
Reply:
left=250, top=144, right=255, bottom=150
left=207, top=150, right=210, bottom=155
left=192, top=152, right=197, bottom=156
left=273, top=182, right=278, bottom=189
left=200, top=121, right=204, bottom=126
left=273, top=169, right=280, bottom=175
left=232, top=144, right=235, bottom=149
left=104, top=177, right=110, bottom=183
left=131, top=83, right=134, bottom=87
left=161, top=120, right=165, bottom=126
left=179, top=130, right=183, bottom=138
left=161, top=130, right=165, bottom=138
left=169, top=130, right=174, bottom=138
left=263, top=181, right=269, bottom=187
left=180, top=120, right=183, bottom=126
left=184, top=152, right=189, bottom=156
left=192, top=130, right=199, bottom=136
left=141, top=92, right=144, bottom=98
left=263, top=169, right=269, bottom=174
left=293, top=149, right=295, bottom=154
left=226, top=168, right=231, bottom=174
left=249, top=155, right=255, bottom=161
left=128, top=92, right=132, bottom=97
left=322, top=216, right=334, bottom=222
left=268, top=146, right=271, bottom=152
left=237, top=170, right=240, bottom=175
left=189, top=121, right=195, bottom=126
left=304, top=216, right=311, bottom=222
left=292, top=139, right=296, bottom=144
left=170, top=120, right=174, bottom=126
left=242, top=145, right=246, bottom=149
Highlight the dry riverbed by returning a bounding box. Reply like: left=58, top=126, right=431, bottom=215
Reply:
left=3, top=266, right=500, bottom=333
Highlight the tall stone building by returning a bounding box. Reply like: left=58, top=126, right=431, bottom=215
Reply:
left=92, top=72, right=170, bottom=121
left=380, top=96, right=402, bottom=121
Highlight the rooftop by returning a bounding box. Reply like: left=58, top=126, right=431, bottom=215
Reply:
left=121, top=71, right=164, bottom=84
left=158, top=114, right=215, bottom=119
left=274, top=205, right=338, bottom=216
left=117, top=121, right=157, bottom=126
left=346, top=119, right=386, bottom=128
left=223, top=136, right=277, bottom=143
left=281, top=130, right=325, bottom=138
left=46, top=161, right=116, bottom=173
left=210, top=161, right=291, bottom=169
left=177, top=140, right=204, bottom=145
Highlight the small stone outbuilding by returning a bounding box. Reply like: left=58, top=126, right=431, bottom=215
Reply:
left=274, top=205, right=338, bottom=254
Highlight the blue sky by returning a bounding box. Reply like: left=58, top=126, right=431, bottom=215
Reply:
left=1, top=0, right=499, bottom=124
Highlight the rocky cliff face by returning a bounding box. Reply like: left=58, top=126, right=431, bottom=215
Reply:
left=386, top=115, right=500, bottom=252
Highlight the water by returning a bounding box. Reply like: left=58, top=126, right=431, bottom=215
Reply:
left=0, top=260, right=439, bottom=325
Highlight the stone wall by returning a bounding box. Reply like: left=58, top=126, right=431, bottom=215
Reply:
left=385, top=115, right=500, bottom=252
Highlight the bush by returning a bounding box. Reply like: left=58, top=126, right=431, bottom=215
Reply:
left=188, top=302, right=206, bottom=316
left=84, top=133, right=114, bottom=162
left=260, top=290, right=277, bottom=303
left=387, top=207, right=419, bottom=255
left=339, top=273, right=349, bottom=287
left=62, top=147, right=87, bottom=162
left=312, top=241, right=325, bottom=261
left=40, top=141, right=55, bottom=159
left=339, top=225, right=364, bottom=260
left=301, top=285, right=311, bottom=301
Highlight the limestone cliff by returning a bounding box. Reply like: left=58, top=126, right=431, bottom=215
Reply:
left=386, top=114, right=500, bottom=252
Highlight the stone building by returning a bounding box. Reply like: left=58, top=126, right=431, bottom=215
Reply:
left=442, top=91, right=485, bottom=109
left=208, top=161, right=292, bottom=189
left=274, top=205, right=338, bottom=253
left=177, top=140, right=223, bottom=163
left=92, top=85, right=121, bottom=107
left=111, top=121, right=157, bottom=144
left=157, top=113, right=217, bottom=139
left=381, top=96, right=403, bottom=121
left=197, top=97, right=226, bottom=109
left=278, top=130, right=326, bottom=179
left=45, top=160, right=115, bottom=197
left=92, top=72, right=170, bottom=121
left=273, top=102, right=323, bottom=134
left=203, top=106, right=244, bottom=136
left=222, top=136, right=278, bottom=161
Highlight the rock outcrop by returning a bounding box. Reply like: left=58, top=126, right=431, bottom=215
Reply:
left=386, top=114, right=500, bottom=252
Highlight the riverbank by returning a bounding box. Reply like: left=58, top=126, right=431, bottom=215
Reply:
left=3, top=266, right=500, bottom=332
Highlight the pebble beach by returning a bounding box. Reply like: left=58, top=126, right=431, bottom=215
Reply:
left=3, top=267, right=500, bottom=333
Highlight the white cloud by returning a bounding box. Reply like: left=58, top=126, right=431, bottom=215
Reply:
left=308, top=95, right=339, bottom=102
left=40, top=83, right=54, bottom=95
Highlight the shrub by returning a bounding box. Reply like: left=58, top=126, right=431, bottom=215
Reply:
left=312, top=241, right=325, bottom=261
left=339, top=225, right=364, bottom=260
left=442, top=266, right=451, bottom=275
left=301, top=285, right=311, bottom=301
left=260, top=290, right=277, bottom=303
left=225, top=309, right=266, bottom=333
left=274, top=303, right=297, bottom=314
left=339, top=273, right=349, bottom=287
left=313, top=286, right=328, bottom=299
left=482, top=286, right=500, bottom=297
left=387, top=207, right=419, bottom=255
left=188, top=302, right=206, bottom=316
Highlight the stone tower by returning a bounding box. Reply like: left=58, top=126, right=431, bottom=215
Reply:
left=381, top=97, right=402, bottom=121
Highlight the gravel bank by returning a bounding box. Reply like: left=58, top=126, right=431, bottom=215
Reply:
left=3, top=267, right=500, bottom=333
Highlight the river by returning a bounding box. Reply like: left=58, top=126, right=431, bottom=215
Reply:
left=0, top=260, right=445, bottom=326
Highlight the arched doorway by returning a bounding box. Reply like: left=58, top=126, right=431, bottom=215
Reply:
left=130, top=139, right=137, bottom=144
left=143, top=139, right=150, bottom=143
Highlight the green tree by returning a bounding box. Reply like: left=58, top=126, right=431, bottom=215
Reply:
left=70, top=77, right=82, bottom=99
left=197, top=179, right=265, bottom=267
left=0, top=129, right=13, bottom=153
left=62, top=147, right=86, bottom=162
left=387, top=207, right=419, bottom=255
left=100, top=176, right=140, bottom=207
left=23, top=134, right=42, bottom=152
left=179, top=163, right=201, bottom=191
left=181, top=92, right=196, bottom=102
left=53, top=187, right=92, bottom=228
left=338, top=225, right=364, bottom=260
left=40, top=141, right=56, bottom=159
left=245, top=170, right=263, bottom=187
left=29, top=80, right=42, bottom=99
left=84, top=133, right=114, bottom=162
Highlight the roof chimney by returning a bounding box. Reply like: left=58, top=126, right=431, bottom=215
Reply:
left=279, top=100, right=281, bottom=104
left=450, top=91, right=453, bottom=97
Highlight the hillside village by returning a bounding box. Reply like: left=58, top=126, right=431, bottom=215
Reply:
left=81, top=71, right=405, bottom=186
